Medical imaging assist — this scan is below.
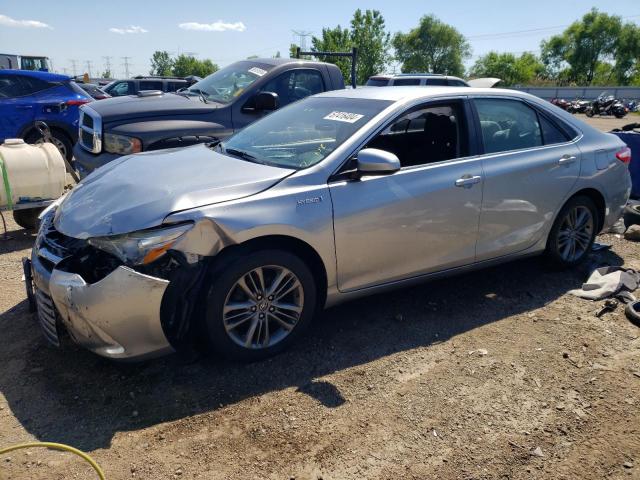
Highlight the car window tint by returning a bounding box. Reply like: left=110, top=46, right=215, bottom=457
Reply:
left=448, top=79, right=468, bottom=87
left=0, top=75, right=29, bottom=97
left=366, top=78, right=389, bottom=86
left=261, top=69, right=324, bottom=107
left=393, top=78, right=421, bottom=86
left=426, top=78, right=448, bottom=86
left=139, top=80, right=163, bottom=90
left=475, top=98, right=542, bottom=154
left=366, top=102, right=467, bottom=168
left=167, top=82, right=185, bottom=92
left=539, top=114, right=570, bottom=145
left=19, top=76, right=52, bottom=94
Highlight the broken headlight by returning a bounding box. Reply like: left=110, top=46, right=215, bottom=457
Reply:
left=87, top=223, right=193, bottom=266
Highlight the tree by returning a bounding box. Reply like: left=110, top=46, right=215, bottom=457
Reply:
left=613, top=23, right=640, bottom=85
left=540, top=9, right=622, bottom=85
left=469, top=51, right=544, bottom=86
left=101, top=69, right=112, bottom=79
left=350, top=9, right=390, bottom=84
left=150, top=50, right=174, bottom=76
left=392, top=15, right=470, bottom=76
left=312, top=25, right=352, bottom=82
left=172, top=55, right=218, bottom=77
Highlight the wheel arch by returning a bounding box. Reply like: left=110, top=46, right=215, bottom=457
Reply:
left=569, top=188, right=606, bottom=233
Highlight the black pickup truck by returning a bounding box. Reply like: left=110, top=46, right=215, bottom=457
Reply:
left=73, top=58, right=346, bottom=177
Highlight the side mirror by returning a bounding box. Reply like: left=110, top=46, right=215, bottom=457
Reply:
left=355, top=148, right=401, bottom=178
left=255, top=91, right=279, bottom=111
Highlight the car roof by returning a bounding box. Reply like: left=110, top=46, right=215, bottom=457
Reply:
left=0, top=69, right=70, bottom=82
left=317, top=86, right=528, bottom=102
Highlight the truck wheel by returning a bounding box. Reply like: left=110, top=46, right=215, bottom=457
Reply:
left=12, top=207, right=44, bottom=230
left=546, top=196, right=597, bottom=268
left=25, top=128, right=73, bottom=161
left=203, top=249, right=317, bottom=361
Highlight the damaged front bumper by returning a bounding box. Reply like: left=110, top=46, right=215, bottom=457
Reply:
left=30, top=234, right=175, bottom=361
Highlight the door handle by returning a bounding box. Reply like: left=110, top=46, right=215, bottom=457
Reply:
left=558, top=155, right=577, bottom=165
left=455, top=175, right=482, bottom=188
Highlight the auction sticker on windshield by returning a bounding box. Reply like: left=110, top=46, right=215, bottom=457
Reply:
left=323, top=111, right=365, bottom=123
left=248, top=67, right=267, bottom=77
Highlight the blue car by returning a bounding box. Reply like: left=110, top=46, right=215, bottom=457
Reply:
left=0, top=70, right=92, bottom=159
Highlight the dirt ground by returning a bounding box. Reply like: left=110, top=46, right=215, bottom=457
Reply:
left=1, top=117, right=639, bottom=480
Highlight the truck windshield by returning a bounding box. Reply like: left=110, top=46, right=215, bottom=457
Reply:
left=187, top=62, right=274, bottom=104
left=220, top=97, right=392, bottom=170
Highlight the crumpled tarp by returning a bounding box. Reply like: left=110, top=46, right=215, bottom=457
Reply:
left=569, top=267, right=640, bottom=301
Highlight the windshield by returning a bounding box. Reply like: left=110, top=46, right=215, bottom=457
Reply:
left=186, top=62, right=273, bottom=104
left=220, top=97, right=392, bottom=169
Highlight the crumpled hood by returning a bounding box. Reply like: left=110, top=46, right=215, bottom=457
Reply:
left=55, top=144, right=293, bottom=238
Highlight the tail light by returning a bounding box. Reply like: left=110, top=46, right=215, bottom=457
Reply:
left=65, top=99, right=91, bottom=106
left=616, top=146, right=631, bottom=164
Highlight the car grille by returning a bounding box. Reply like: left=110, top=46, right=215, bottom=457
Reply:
left=35, top=287, right=60, bottom=346
left=36, top=213, right=86, bottom=272
left=78, top=106, right=102, bottom=153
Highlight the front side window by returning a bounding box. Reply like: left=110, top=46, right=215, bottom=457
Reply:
left=260, top=69, right=324, bottom=107
left=221, top=97, right=391, bottom=170
left=475, top=98, right=542, bottom=154
left=366, top=101, right=467, bottom=167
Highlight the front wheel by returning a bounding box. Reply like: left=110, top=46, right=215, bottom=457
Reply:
left=585, top=108, right=594, bottom=118
left=546, top=196, right=597, bottom=268
left=203, top=249, right=317, bottom=361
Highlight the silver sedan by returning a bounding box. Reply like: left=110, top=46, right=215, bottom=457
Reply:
left=29, top=87, right=631, bottom=361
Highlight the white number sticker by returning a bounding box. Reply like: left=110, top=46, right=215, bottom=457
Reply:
left=323, top=111, right=364, bottom=123
left=248, top=67, right=267, bottom=77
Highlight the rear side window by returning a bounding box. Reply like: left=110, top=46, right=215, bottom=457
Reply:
left=167, top=82, right=185, bottom=92
left=366, top=78, right=389, bottom=87
left=539, top=115, right=570, bottom=145
left=108, top=81, right=134, bottom=96
left=448, top=79, right=468, bottom=87
left=475, top=98, right=542, bottom=154
left=0, top=75, right=28, bottom=97
left=426, top=78, right=448, bottom=86
left=392, top=78, right=421, bottom=86
left=19, top=76, right=53, bottom=94
left=139, top=80, right=163, bottom=90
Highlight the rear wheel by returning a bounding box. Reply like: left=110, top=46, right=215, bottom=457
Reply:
left=546, top=196, right=597, bottom=268
left=203, top=249, right=317, bottom=361
left=25, top=128, right=73, bottom=161
left=12, top=207, right=44, bottom=230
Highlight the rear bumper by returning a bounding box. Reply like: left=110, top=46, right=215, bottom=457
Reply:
left=72, top=144, right=122, bottom=178
left=30, top=248, right=174, bottom=361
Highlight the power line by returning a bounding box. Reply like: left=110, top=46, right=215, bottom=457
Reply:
left=102, top=56, right=112, bottom=76
left=121, top=56, right=132, bottom=78
left=85, top=60, right=93, bottom=78
left=292, top=30, right=313, bottom=52
left=69, top=59, right=78, bottom=77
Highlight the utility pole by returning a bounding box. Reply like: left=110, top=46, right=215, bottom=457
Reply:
left=291, top=30, right=313, bottom=52
left=121, top=56, right=132, bottom=78
left=102, top=56, right=112, bottom=77
left=69, top=59, right=78, bottom=77
left=85, top=60, right=93, bottom=78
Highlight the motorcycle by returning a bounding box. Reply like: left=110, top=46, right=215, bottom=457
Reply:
left=550, top=98, right=571, bottom=111
left=567, top=99, right=590, bottom=114
left=585, top=92, right=627, bottom=119
left=623, top=99, right=639, bottom=113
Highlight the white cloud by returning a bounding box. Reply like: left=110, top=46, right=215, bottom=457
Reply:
left=0, top=14, right=51, bottom=29
left=178, top=20, right=246, bottom=32
left=109, top=25, right=148, bottom=34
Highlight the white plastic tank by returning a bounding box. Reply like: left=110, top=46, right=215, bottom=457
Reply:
left=0, top=139, right=70, bottom=208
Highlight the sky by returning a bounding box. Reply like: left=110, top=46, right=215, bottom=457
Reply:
left=1, top=0, right=639, bottom=78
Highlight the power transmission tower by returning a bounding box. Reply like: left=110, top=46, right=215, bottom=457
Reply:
left=85, top=60, right=93, bottom=78
left=69, top=59, right=78, bottom=76
left=121, top=57, right=132, bottom=78
left=292, top=30, right=313, bottom=51
left=102, top=56, right=112, bottom=77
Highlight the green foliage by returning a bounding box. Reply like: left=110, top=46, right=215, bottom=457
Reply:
left=540, top=9, right=623, bottom=85
left=392, top=15, right=470, bottom=77
left=171, top=55, right=219, bottom=78
left=469, top=51, right=545, bottom=86
left=311, top=9, right=389, bottom=85
left=101, top=69, right=112, bottom=79
left=150, top=50, right=174, bottom=76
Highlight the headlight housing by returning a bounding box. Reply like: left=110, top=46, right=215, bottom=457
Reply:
left=104, top=133, right=142, bottom=155
left=88, top=223, right=193, bottom=265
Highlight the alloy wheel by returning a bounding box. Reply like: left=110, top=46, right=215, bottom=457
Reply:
left=222, top=265, right=304, bottom=349
left=32, top=137, right=68, bottom=159
left=556, top=205, right=594, bottom=262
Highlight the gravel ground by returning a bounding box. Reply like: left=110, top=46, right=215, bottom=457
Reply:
left=0, top=116, right=639, bottom=480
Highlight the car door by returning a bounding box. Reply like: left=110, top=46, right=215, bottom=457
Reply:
left=329, top=98, right=484, bottom=292
left=0, top=74, right=35, bottom=141
left=233, top=69, right=325, bottom=131
left=473, top=97, right=581, bottom=261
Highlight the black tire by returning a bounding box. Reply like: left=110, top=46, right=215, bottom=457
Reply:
left=585, top=109, right=594, bottom=118
left=546, top=196, right=597, bottom=268
left=25, top=128, right=73, bottom=161
left=625, top=300, right=640, bottom=327
left=203, top=249, right=317, bottom=361
left=625, top=201, right=640, bottom=226
left=615, top=112, right=627, bottom=119
left=12, top=207, right=44, bottom=230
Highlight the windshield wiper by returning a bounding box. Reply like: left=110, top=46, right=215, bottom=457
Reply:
left=223, top=146, right=265, bottom=164
left=187, top=88, right=208, bottom=104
